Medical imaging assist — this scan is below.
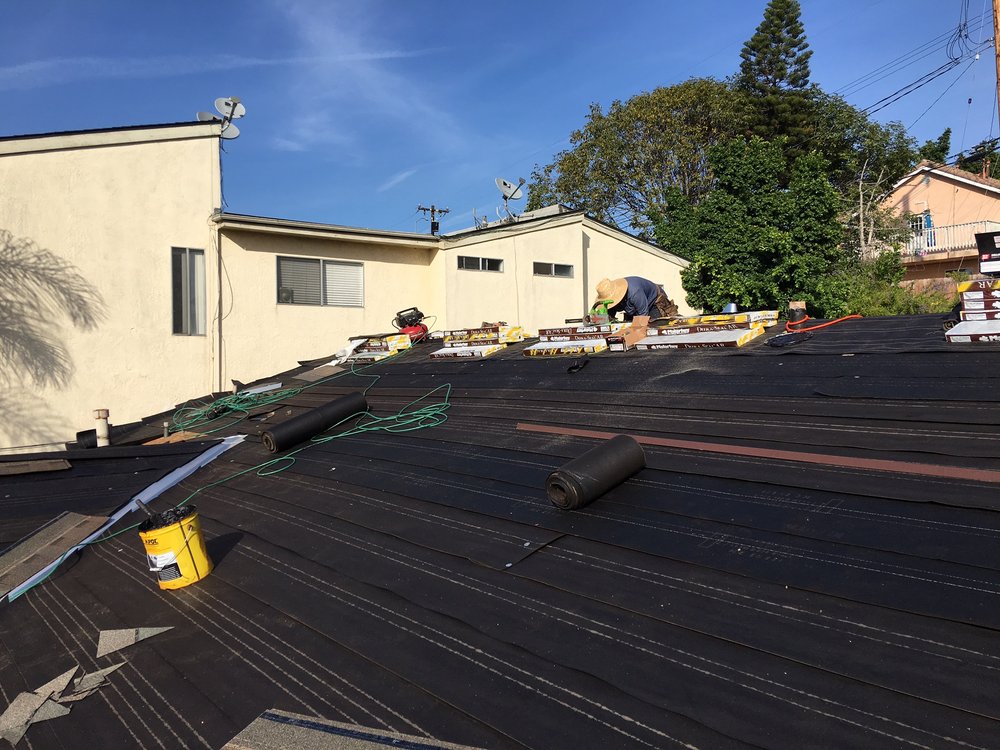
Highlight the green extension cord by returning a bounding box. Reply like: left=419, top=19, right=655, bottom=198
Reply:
left=15, top=379, right=452, bottom=598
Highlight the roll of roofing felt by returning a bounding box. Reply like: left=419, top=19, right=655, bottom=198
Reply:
left=546, top=434, right=646, bottom=510
left=261, top=392, right=368, bottom=453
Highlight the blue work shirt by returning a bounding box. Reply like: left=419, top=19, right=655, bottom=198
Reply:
left=609, top=276, right=661, bottom=321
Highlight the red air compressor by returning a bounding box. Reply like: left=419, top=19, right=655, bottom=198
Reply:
left=392, top=307, right=429, bottom=342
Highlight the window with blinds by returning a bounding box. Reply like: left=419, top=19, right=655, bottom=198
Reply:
left=277, top=257, right=363, bottom=307
left=171, top=247, right=206, bottom=335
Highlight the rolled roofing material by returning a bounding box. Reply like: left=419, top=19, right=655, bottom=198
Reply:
left=546, top=434, right=646, bottom=510
left=261, top=392, right=368, bottom=453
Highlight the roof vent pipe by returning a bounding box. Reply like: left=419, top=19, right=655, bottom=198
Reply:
left=94, top=409, right=110, bottom=447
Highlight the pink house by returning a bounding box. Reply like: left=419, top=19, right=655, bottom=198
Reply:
left=883, top=161, right=1000, bottom=289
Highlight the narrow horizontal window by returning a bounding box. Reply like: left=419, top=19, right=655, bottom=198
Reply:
left=458, top=255, right=503, bottom=272
left=533, top=262, right=574, bottom=278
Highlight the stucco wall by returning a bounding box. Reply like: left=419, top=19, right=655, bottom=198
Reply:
left=886, top=173, right=1000, bottom=225
left=581, top=220, right=694, bottom=315
left=440, top=216, right=692, bottom=334
left=218, top=230, right=439, bottom=385
left=0, top=127, right=220, bottom=449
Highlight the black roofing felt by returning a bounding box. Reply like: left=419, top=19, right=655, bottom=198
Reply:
left=2, top=313, right=1000, bottom=749
left=0, top=442, right=218, bottom=550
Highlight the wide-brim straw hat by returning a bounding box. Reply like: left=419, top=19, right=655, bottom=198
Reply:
left=593, top=277, right=628, bottom=309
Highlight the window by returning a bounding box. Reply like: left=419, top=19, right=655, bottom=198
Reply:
left=457, top=255, right=503, bottom=272
left=533, top=262, right=574, bottom=278
left=172, top=247, right=205, bottom=335
left=277, top=257, right=364, bottom=307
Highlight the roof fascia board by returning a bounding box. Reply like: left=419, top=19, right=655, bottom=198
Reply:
left=891, top=165, right=1000, bottom=196
left=217, top=215, right=439, bottom=250
left=0, top=123, right=221, bottom=157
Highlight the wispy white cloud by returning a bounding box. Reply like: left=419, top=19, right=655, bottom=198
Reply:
left=377, top=168, right=417, bottom=192
left=0, top=50, right=439, bottom=91
left=270, top=1, right=464, bottom=157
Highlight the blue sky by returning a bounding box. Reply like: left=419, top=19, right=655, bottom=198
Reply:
left=1, top=1, right=996, bottom=233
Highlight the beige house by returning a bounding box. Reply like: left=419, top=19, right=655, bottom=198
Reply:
left=883, top=161, right=1000, bottom=288
left=0, top=122, right=689, bottom=450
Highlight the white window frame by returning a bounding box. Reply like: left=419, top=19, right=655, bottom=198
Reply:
left=171, top=247, right=206, bottom=336
left=457, top=255, right=503, bottom=272
left=533, top=262, right=574, bottom=278
left=276, top=256, right=364, bottom=307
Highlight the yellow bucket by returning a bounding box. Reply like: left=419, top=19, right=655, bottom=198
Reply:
left=138, top=506, right=213, bottom=590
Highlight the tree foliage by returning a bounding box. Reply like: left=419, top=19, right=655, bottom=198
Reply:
left=918, top=128, right=952, bottom=163
left=956, top=137, right=1000, bottom=177
left=527, top=78, right=748, bottom=236
left=659, top=138, right=845, bottom=314
left=736, top=0, right=814, bottom=150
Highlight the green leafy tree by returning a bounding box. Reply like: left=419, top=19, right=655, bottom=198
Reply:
left=957, top=137, right=1000, bottom=177
left=918, top=128, right=951, bottom=163
left=527, top=79, right=749, bottom=235
left=736, top=0, right=814, bottom=151
left=658, top=137, right=846, bottom=314
left=819, top=251, right=956, bottom=317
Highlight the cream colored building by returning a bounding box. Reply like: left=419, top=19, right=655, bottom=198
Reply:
left=883, top=161, right=1000, bottom=289
left=0, top=122, right=688, bottom=450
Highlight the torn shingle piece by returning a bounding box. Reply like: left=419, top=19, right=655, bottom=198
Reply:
left=30, top=699, right=71, bottom=723
left=222, top=709, right=489, bottom=750
left=0, top=691, right=48, bottom=744
left=32, top=666, right=78, bottom=700
left=55, top=688, right=102, bottom=705
left=70, top=662, right=125, bottom=694
left=95, top=627, right=173, bottom=658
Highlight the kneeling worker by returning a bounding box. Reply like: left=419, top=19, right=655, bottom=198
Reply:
left=594, top=277, right=678, bottom=321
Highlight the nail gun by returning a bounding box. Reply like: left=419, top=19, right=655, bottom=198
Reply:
left=565, top=299, right=614, bottom=325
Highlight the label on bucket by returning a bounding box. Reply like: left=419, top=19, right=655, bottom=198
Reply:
left=147, top=551, right=178, bottom=572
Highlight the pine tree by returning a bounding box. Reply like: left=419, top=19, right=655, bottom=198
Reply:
left=737, top=0, right=814, bottom=150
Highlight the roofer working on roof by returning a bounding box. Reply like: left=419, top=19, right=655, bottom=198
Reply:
left=594, top=276, right=679, bottom=322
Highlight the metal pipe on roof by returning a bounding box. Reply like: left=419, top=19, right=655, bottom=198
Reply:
left=93, top=409, right=110, bottom=448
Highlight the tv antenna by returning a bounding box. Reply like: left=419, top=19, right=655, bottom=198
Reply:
left=495, top=177, right=524, bottom=221
left=417, top=204, right=449, bottom=235
left=196, top=96, right=246, bottom=140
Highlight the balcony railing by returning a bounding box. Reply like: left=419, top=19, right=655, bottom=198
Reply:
left=902, top=220, right=1000, bottom=256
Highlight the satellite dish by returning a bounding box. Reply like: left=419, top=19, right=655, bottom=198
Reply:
left=215, top=97, right=246, bottom=120
left=195, top=96, right=246, bottom=139
left=495, top=176, right=526, bottom=221
left=496, top=177, right=524, bottom=201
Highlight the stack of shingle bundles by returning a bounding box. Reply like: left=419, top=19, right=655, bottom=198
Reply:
left=634, top=311, right=777, bottom=350
left=522, top=322, right=625, bottom=357
left=429, top=325, right=524, bottom=359
left=945, top=278, right=1000, bottom=342
left=346, top=333, right=412, bottom=363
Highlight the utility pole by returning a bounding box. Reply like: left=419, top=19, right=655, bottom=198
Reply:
left=417, top=204, right=449, bottom=235
left=994, top=0, right=1000, bottom=130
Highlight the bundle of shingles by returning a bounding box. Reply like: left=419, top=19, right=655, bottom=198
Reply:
left=430, top=325, right=524, bottom=359
left=634, top=311, right=779, bottom=350
left=346, top=334, right=413, bottom=363
left=521, top=322, right=627, bottom=356
left=945, top=278, right=1000, bottom=343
